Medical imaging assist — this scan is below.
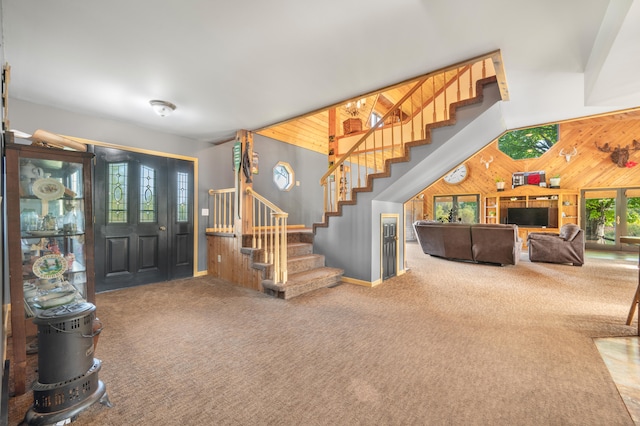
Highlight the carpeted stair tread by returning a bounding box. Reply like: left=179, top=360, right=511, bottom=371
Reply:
left=288, top=242, right=313, bottom=257
left=262, top=266, right=343, bottom=299
left=286, top=266, right=344, bottom=285
left=287, top=253, right=325, bottom=274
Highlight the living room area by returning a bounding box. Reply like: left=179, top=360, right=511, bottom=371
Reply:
left=409, top=108, right=640, bottom=256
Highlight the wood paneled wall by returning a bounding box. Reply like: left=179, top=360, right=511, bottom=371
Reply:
left=207, top=234, right=264, bottom=291
left=420, top=109, right=640, bottom=219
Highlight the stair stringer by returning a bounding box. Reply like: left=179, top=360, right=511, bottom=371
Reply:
left=313, top=81, right=507, bottom=283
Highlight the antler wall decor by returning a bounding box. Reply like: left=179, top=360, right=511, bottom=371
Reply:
left=480, top=156, right=493, bottom=169
left=559, top=146, right=577, bottom=162
left=595, top=140, right=640, bottom=167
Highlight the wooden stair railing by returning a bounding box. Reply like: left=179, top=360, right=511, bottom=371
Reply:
left=320, top=53, right=500, bottom=217
left=246, top=188, right=289, bottom=284
left=207, top=188, right=235, bottom=233
left=208, top=187, right=289, bottom=285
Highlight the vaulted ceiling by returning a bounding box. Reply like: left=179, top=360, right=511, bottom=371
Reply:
left=3, top=1, right=640, bottom=147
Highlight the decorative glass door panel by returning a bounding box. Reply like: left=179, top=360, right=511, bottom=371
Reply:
left=94, top=146, right=194, bottom=292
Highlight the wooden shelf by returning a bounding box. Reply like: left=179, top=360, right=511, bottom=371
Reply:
left=484, top=186, right=580, bottom=247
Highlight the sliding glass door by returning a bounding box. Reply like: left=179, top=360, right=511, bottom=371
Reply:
left=582, top=188, right=640, bottom=250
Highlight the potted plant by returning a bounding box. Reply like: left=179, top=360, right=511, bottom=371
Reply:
left=495, top=177, right=506, bottom=191
left=549, top=174, right=561, bottom=188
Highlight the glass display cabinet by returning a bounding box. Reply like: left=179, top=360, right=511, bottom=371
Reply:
left=6, top=141, right=95, bottom=395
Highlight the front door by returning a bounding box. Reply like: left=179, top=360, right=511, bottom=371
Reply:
left=94, top=146, right=194, bottom=292
left=583, top=187, right=640, bottom=251
left=382, top=215, right=398, bottom=280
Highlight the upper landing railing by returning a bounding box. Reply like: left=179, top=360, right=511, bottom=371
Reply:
left=320, top=52, right=504, bottom=214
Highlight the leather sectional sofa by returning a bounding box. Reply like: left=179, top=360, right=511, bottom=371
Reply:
left=413, top=221, right=522, bottom=265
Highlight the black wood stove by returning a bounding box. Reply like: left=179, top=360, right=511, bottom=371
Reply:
left=23, top=302, right=112, bottom=425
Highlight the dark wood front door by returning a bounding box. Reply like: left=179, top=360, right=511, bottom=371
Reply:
left=93, top=146, right=194, bottom=292
left=382, top=216, right=398, bottom=280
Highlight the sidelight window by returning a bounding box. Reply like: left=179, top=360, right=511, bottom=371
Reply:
left=177, top=172, right=189, bottom=222
left=108, top=162, right=128, bottom=223
left=139, top=165, right=157, bottom=223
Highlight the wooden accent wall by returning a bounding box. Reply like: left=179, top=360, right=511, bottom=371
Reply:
left=421, top=109, right=640, bottom=219
left=207, top=234, right=263, bottom=291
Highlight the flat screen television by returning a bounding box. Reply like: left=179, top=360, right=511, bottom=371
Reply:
left=507, top=207, right=549, bottom=227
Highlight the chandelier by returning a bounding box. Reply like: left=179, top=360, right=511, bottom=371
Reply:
left=344, top=98, right=366, bottom=117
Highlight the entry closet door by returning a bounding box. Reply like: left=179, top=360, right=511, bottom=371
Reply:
left=382, top=215, right=398, bottom=280
left=93, top=146, right=194, bottom=292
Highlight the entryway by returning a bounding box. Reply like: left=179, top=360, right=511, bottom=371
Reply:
left=93, top=146, right=194, bottom=292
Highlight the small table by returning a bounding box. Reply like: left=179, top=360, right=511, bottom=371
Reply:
left=622, top=236, right=640, bottom=334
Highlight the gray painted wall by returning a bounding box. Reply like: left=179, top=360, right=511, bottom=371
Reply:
left=250, top=134, right=325, bottom=226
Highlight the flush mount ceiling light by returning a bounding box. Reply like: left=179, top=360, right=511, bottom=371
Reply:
left=149, top=100, right=176, bottom=117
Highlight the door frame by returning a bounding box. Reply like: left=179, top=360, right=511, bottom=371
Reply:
left=86, top=140, right=200, bottom=276
left=381, top=213, right=399, bottom=281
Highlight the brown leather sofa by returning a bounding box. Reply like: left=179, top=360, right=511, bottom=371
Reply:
left=527, top=223, right=584, bottom=266
left=413, top=221, right=522, bottom=265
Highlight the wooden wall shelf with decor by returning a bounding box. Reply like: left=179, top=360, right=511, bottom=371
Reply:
left=484, top=185, right=580, bottom=245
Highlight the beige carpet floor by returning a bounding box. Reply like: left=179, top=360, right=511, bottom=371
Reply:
left=8, top=243, right=640, bottom=425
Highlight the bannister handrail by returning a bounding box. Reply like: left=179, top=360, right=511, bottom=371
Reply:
left=245, top=187, right=284, bottom=213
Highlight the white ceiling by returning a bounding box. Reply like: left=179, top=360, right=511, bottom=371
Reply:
left=2, top=0, right=640, bottom=145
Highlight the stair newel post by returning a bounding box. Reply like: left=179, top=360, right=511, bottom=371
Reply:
left=235, top=130, right=254, bottom=237
left=273, top=211, right=288, bottom=284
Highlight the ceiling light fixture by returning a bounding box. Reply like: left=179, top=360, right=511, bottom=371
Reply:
left=149, top=100, right=176, bottom=117
left=344, top=98, right=366, bottom=117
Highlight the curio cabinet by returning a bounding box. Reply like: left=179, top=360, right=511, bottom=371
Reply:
left=6, top=140, right=95, bottom=395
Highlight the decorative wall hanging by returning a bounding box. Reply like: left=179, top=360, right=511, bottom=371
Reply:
left=480, top=156, right=493, bottom=169
left=595, top=140, right=640, bottom=167
left=559, top=146, right=577, bottom=162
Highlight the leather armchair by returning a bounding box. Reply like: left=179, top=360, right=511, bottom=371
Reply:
left=527, top=224, right=584, bottom=266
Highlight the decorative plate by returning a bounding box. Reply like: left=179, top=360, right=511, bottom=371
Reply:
left=32, top=254, right=67, bottom=279
left=31, top=178, right=65, bottom=201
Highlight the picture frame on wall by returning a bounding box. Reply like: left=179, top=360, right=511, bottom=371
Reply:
left=512, top=171, right=546, bottom=188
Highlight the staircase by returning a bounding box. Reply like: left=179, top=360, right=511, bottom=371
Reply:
left=208, top=52, right=507, bottom=292
left=261, top=230, right=343, bottom=299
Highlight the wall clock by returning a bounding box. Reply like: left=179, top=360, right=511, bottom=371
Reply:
left=273, top=161, right=294, bottom=191
left=443, top=163, right=468, bottom=185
